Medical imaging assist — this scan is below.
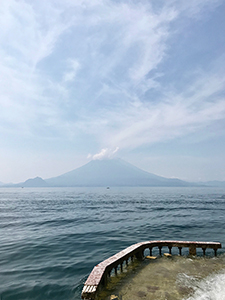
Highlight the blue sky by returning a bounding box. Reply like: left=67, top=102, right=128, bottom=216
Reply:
left=0, top=0, right=225, bottom=183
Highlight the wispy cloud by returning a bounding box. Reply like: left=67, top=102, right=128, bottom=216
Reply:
left=89, top=67, right=225, bottom=150
left=170, top=0, right=223, bottom=17
left=1, top=0, right=175, bottom=135
left=0, top=0, right=224, bottom=162
left=0, top=0, right=72, bottom=137
left=63, top=60, right=80, bottom=83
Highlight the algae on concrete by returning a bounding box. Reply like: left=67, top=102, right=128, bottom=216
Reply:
left=97, top=254, right=225, bottom=300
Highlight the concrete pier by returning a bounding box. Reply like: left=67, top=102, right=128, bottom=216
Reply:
left=81, top=240, right=222, bottom=300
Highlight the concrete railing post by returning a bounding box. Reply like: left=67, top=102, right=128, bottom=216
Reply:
left=158, top=246, right=162, bottom=256
left=189, top=245, right=196, bottom=256
left=178, top=247, right=182, bottom=256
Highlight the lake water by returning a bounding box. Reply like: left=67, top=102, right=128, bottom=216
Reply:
left=0, top=187, right=225, bottom=300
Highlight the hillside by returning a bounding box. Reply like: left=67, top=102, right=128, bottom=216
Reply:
left=45, top=158, right=191, bottom=187
left=18, top=177, right=48, bottom=187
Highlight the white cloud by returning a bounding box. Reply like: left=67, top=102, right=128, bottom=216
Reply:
left=0, top=0, right=72, bottom=136
left=77, top=65, right=225, bottom=151
left=119, top=75, right=225, bottom=148
left=170, top=0, right=223, bottom=17
left=1, top=0, right=176, bottom=136
left=0, top=0, right=69, bottom=67
left=88, top=147, right=119, bottom=160
left=0, top=0, right=225, bottom=173
left=63, top=59, right=80, bottom=82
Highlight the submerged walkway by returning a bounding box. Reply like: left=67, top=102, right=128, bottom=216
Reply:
left=81, top=240, right=221, bottom=300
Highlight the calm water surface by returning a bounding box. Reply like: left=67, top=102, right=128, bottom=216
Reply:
left=0, top=187, right=225, bottom=300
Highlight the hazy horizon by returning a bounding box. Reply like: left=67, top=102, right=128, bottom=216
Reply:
left=0, top=158, right=225, bottom=186
left=1, top=0, right=225, bottom=183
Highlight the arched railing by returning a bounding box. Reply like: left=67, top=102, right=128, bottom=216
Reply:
left=81, top=240, right=222, bottom=300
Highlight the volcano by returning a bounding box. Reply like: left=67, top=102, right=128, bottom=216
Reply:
left=45, top=158, right=191, bottom=187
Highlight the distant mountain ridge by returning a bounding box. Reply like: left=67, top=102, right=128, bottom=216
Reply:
left=198, top=180, right=225, bottom=187
left=22, top=177, right=49, bottom=187
left=12, top=177, right=49, bottom=187
left=45, top=158, right=193, bottom=187
left=4, top=158, right=220, bottom=188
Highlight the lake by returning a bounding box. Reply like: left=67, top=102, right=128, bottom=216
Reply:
left=0, top=187, right=225, bottom=300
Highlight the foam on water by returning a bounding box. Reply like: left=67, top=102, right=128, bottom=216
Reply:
left=183, top=272, right=225, bottom=300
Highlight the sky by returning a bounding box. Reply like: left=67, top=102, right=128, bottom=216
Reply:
left=0, top=0, right=225, bottom=183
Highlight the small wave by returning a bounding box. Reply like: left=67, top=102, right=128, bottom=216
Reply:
left=181, top=272, right=225, bottom=300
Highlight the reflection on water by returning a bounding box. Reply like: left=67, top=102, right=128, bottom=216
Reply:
left=98, top=254, right=225, bottom=300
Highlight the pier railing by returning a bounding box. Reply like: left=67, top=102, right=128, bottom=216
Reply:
left=81, top=240, right=221, bottom=300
